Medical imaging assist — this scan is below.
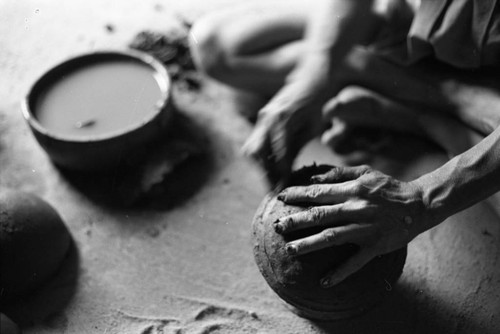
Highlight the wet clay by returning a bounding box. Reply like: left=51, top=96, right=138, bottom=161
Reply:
left=252, top=165, right=407, bottom=321
left=0, top=189, right=71, bottom=302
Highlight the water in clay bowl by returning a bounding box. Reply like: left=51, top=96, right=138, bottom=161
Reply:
left=22, top=50, right=173, bottom=171
left=252, top=165, right=407, bottom=321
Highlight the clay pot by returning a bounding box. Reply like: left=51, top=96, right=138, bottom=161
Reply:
left=0, top=189, right=71, bottom=302
left=22, top=50, right=173, bottom=172
left=252, top=165, right=407, bottom=320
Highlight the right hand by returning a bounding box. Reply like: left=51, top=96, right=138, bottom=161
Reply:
left=242, top=61, right=331, bottom=187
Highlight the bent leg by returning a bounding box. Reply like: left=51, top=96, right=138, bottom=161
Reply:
left=339, top=47, right=500, bottom=136
left=189, top=4, right=308, bottom=95
left=322, top=86, right=483, bottom=158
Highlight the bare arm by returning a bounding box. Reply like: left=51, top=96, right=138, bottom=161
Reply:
left=295, top=0, right=377, bottom=80
left=243, top=0, right=382, bottom=185
left=414, top=124, right=500, bottom=231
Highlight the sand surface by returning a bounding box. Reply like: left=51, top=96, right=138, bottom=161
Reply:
left=1, top=1, right=500, bottom=333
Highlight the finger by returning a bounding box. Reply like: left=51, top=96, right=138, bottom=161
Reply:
left=242, top=115, right=271, bottom=162
left=269, top=122, right=294, bottom=185
left=322, top=86, right=376, bottom=120
left=321, top=118, right=349, bottom=150
left=322, top=86, right=421, bottom=135
left=274, top=204, right=361, bottom=234
left=274, top=205, right=344, bottom=234
left=242, top=113, right=283, bottom=186
left=320, top=248, right=376, bottom=288
left=285, top=224, right=373, bottom=256
left=309, top=165, right=371, bottom=184
left=278, top=182, right=357, bottom=204
left=269, top=113, right=318, bottom=186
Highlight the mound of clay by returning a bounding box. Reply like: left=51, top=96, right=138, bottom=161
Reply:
left=252, top=165, right=407, bottom=320
left=0, top=189, right=71, bottom=302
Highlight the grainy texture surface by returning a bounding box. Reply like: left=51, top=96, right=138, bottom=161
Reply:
left=1, top=1, right=500, bottom=333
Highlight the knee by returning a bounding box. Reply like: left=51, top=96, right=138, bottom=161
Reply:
left=189, top=14, right=234, bottom=81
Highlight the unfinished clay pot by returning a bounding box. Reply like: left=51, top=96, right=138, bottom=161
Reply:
left=252, top=165, right=407, bottom=321
left=0, top=189, right=71, bottom=302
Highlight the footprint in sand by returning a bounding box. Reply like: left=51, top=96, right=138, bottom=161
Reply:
left=110, top=303, right=263, bottom=334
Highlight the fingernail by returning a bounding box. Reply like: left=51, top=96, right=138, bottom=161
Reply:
left=277, top=191, right=286, bottom=201
left=274, top=222, right=284, bottom=234
left=285, top=243, right=297, bottom=255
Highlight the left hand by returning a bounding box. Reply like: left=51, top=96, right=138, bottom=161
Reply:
left=274, top=164, right=431, bottom=288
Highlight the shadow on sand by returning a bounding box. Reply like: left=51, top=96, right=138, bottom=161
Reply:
left=309, top=280, right=492, bottom=334
left=2, top=239, right=80, bottom=330
left=58, top=111, right=215, bottom=211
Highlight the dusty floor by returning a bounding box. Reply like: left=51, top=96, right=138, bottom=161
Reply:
left=1, top=1, right=500, bottom=333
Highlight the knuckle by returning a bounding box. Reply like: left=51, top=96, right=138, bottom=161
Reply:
left=319, top=167, right=341, bottom=182
left=305, top=186, right=322, bottom=199
left=322, top=228, right=337, bottom=243
left=326, top=166, right=340, bottom=178
left=308, top=207, right=325, bottom=223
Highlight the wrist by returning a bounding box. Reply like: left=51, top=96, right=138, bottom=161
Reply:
left=410, top=174, right=450, bottom=232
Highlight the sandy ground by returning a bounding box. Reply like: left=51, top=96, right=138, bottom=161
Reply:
left=1, top=1, right=500, bottom=333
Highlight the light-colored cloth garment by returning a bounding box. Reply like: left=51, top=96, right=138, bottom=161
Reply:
left=378, top=0, right=500, bottom=68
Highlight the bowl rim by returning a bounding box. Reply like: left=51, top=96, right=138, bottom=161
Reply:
left=22, top=49, right=171, bottom=143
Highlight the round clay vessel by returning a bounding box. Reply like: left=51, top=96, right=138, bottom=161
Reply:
left=0, top=189, right=71, bottom=302
left=22, top=49, right=173, bottom=172
left=252, top=164, right=407, bottom=321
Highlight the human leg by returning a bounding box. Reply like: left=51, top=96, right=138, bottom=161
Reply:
left=189, top=4, right=308, bottom=95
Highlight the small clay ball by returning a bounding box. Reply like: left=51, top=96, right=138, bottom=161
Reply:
left=0, top=189, right=71, bottom=302
left=0, top=313, right=21, bottom=334
left=252, top=165, right=407, bottom=320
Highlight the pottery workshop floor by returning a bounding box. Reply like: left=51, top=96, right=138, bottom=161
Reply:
left=1, top=1, right=500, bottom=333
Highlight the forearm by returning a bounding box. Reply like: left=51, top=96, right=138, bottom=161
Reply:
left=304, top=0, right=376, bottom=57
left=287, top=0, right=379, bottom=94
left=413, top=125, right=500, bottom=231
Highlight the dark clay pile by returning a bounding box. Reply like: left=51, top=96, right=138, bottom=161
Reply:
left=252, top=164, right=407, bottom=321
left=128, top=22, right=201, bottom=91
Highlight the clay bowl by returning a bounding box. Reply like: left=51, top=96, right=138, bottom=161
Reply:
left=22, top=50, right=173, bottom=172
left=252, top=164, right=407, bottom=321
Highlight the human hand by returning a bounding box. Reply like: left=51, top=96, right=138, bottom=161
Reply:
left=321, top=86, right=424, bottom=151
left=273, top=165, right=431, bottom=288
left=242, top=61, right=331, bottom=187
